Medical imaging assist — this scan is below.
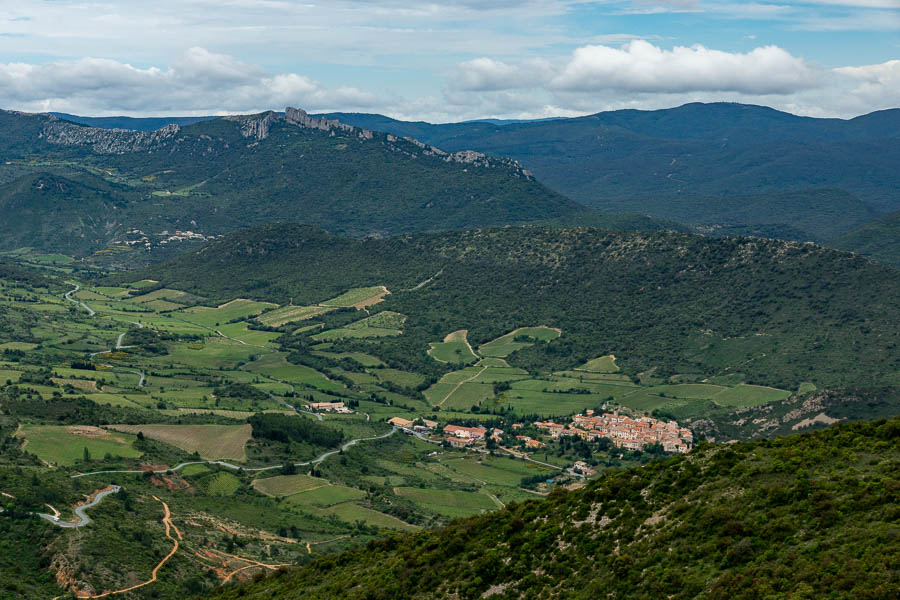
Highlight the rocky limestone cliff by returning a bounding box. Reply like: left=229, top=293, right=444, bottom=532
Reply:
left=41, top=116, right=179, bottom=154
left=34, top=106, right=533, bottom=178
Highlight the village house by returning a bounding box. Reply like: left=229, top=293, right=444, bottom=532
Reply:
left=387, top=416, right=414, bottom=428
left=539, top=412, right=693, bottom=453
left=446, top=437, right=473, bottom=448
left=516, top=435, right=543, bottom=449
left=443, top=424, right=488, bottom=440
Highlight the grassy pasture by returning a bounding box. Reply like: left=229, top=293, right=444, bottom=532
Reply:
left=243, top=353, right=345, bottom=393
left=17, top=425, right=142, bottom=466
left=252, top=474, right=326, bottom=497
left=647, top=383, right=728, bottom=399
left=429, top=330, right=478, bottom=365
left=312, top=351, right=385, bottom=367
left=577, top=355, right=620, bottom=373
left=107, top=424, right=252, bottom=461
left=323, top=503, right=418, bottom=531
left=711, top=384, right=792, bottom=407
left=177, top=298, right=277, bottom=328
left=125, top=279, right=159, bottom=289
left=442, top=456, right=552, bottom=487
left=0, top=342, right=37, bottom=351
left=320, top=286, right=388, bottom=308
left=371, top=368, right=424, bottom=389
left=440, top=382, right=494, bottom=411
left=256, top=305, right=334, bottom=327
left=478, top=326, right=561, bottom=358
left=129, top=288, right=201, bottom=305
left=283, top=484, right=366, bottom=508
left=312, top=311, right=405, bottom=342
left=394, top=487, right=496, bottom=518
left=206, top=472, right=242, bottom=496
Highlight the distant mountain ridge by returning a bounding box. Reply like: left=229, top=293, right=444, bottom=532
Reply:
left=319, top=103, right=900, bottom=243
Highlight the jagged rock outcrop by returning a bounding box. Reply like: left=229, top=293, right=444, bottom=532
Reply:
left=41, top=117, right=179, bottom=154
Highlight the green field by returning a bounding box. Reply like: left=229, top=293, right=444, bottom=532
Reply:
left=322, top=503, right=418, bottom=531
left=428, top=330, right=478, bottom=365
left=313, top=311, right=406, bottom=342
left=319, top=286, right=388, bottom=308
left=17, top=425, right=142, bottom=466
left=577, top=355, right=620, bottom=373
left=252, top=474, right=326, bottom=497
left=711, top=384, right=792, bottom=407
left=394, top=487, right=497, bottom=518
left=107, top=424, right=252, bottom=461
left=206, top=472, right=242, bottom=496
left=478, top=326, right=561, bottom=358
left=256, top=304, right=335, bottom=327
left=283, top=484, right=366, bottom=508
left=177, top=298, right=277, bottom=328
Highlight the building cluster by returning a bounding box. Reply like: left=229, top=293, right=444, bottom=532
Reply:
left=535, top=411, right=693, bottom=453
left=306, top=401, right=353, bottom=414
left=388, top=417, right=438, bottom=433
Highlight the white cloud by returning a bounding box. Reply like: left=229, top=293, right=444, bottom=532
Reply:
left=439, top=43, right=900, bottom=121
left=0, top=48, right=378, bottom=115
left=452, top=41, right=821, bottom=96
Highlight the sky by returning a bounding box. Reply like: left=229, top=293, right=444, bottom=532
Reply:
left=0, top=1, right=897, bottom=121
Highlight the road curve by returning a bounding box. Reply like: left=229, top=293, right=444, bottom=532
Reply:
left=37, top=485, right=122, bottom=528
left=64, top=283, right=96, bottom=316
left=71, top=428, right=398, bottom=479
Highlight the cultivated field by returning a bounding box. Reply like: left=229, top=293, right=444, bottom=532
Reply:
left=428, top=330, right=478, bottom=365
left=252, top=474, right=327, bottom=497
left=320, top=286, right=389, bottom=308
left=17, top=425, right=142, bottom=466
left=107, top=424, right=252, bottom=461
left=478, top=326, right=561, bottom=358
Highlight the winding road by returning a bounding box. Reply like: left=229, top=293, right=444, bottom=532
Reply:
left=64, top=283, right=96, bottom=316
left=36, top=485, right=122, bottom=528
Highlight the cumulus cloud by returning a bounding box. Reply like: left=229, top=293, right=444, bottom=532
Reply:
left=441, top=42, right=899, bottom=121
left=552, top=41, right=821, bottom=94
left=0, top=48, right=378, bottom=115
left=451, top=41, right=821, bottom=96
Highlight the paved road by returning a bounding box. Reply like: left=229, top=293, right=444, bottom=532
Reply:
left=64, top=283, right=96, bottom=316
left=71, top=428, right=398, bottom=479
left=37, top=485, right=122, bottom=528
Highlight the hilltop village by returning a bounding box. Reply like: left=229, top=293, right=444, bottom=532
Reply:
left=387, top=411, right=694, bottom=476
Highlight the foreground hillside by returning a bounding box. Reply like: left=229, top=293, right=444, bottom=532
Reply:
left=0, top=108, right=580, bottom=258
left=141, top=224, right=900, bottom=391
left=207, top=418, right=900, bottom=599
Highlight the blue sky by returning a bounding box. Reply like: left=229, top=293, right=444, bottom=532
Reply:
left=0, top=1, right=897, bottom=120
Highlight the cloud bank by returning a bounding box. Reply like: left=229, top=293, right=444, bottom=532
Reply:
left=0, top=42, right=896, bottom=121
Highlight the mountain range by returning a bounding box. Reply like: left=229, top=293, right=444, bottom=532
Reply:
left=22, top=103, right=900, bottom=268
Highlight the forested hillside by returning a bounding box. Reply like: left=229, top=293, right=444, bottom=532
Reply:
left=207, top=417, right=900, bottom=600
left=139, top=223, right=900, bottom=390
left=0, top=108, right=581, bottom=258
left=832, top=210, right=900, bottom=269
left=323, top=103, right=900, bottom=241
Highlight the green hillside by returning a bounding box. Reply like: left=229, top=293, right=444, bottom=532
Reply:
left=140, top=223, right=900, bottom=390
left=324, top=103, right=900, bottom=236
left=207, top=417, right=900, bottom=600
left=832, top=210, right=900, bottom=269
left=0, top=108, right=582, bottom=257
